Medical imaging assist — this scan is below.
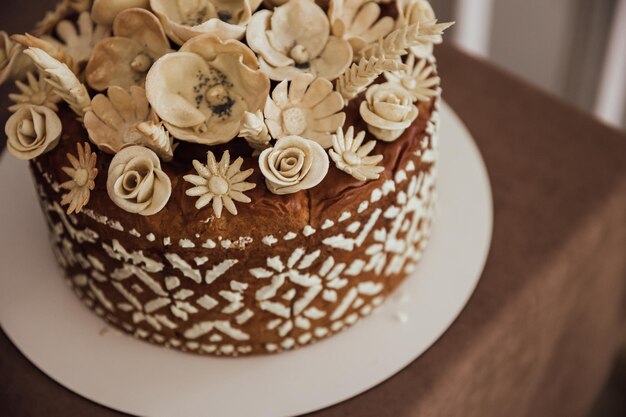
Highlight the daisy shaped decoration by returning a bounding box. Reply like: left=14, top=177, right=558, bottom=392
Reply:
left=184, top=150, right=256, bottom=218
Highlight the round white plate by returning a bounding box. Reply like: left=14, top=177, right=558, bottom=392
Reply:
left=0, top=102, right=492, bottom=417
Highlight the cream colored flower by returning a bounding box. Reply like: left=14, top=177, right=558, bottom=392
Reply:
left=264, top=74, right=345, bottom=148
left=56, top=12, right=111, bottom=66
left=384, top=52, right=439, bottom=102
left=8, top=71, right=61, bottom=112
left=91, top=0, right=150, bottom=25
left=150, top=0, right=262, bottom=45
left=396, top=0, right=451, bottom=58
left=107, top=145, right=172, bottom=215
left=5, top=105, right=62, bottom=160
left=184, top=150, right=256, bottom=218
left=246, top=0, right=353, bottom=81
left=84, top=86, right=174, bottom=160
left=259, top=135, right=329, bottom=195
left=86, top=8, right=171, bottom=91
left=0, top=31, right=33, bottom=85
left=146, top=34, right=270, bottom=145
left=330, top=126, right=383, bottom=181
left=359, top=82, right=418, bottom=141
left=239, top=110, right=271, bottom=151
left=60, top=142, right=98, bottom=215
left=328, top=0, right=394, bottom=57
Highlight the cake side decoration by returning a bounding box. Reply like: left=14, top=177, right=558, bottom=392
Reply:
left=184, top=150, right=256, bottom=217
left=85, top=8, right=171, bottom=91
left=106, top=145, right=172, bottom=215
left=329, top=125, right=384, bottom=181
left=6, top=105, right=62, bottom=160
left=1, top=0, right=453, bottom=356
left=264, top=73, right=345, bottom=148
left=60, top=142, right=98, bottom=214
left=259, top=135, right=329, bottom=195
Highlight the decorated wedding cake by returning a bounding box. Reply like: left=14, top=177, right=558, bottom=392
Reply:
left=1, top=0, right=451, bottom=355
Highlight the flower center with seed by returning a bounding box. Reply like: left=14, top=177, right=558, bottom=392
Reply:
left=209, top=175, right=229, bottom=195
left=74, top=169, right=89, bottom=187
left=343, top=151, right=360, bottom=166
left=289, top=44, right=310, bottom=67
left=131, top=54, right=152, bottom=73
left=282, top=107, right=307, bottom=135
left=206, top=85, right=229, bottom=106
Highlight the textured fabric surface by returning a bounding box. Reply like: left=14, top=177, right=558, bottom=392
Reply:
left=1, top=1, right=626, bottom=416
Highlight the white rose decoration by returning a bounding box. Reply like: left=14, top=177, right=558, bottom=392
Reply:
left=259, top=135, right=329, bottom=195
left=5, top=105, right=62, bottom=160
left=107, top=145, right=172, bottom=215
left=359, top=82, right=418, bottom=142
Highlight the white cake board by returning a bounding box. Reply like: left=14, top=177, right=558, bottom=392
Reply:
left=0, top=102, right=492, bottom=417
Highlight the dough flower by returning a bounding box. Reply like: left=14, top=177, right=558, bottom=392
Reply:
left=8, top=71, right=60, bottom=112
left=259, top=135, right=329, bottom=195
left=359, top=82, right=418, bottom=141
left=107, top=145, right=172, bottom=215
left=328, top=0, right=394, bottom=57
left=145, top=34, right=269, bottom=145
left=150, top=0, right=262, bottom=44
left=184, top=150, right=256, bottom=218
left=85, top=8, right=171, bottom=91
left=384, top=52, right=439, bottom=102
left=5, top=105, right=62, bottom=160
left=329, top=126, right=384, bottom=181
left=91, top=0, right=150, bottom=25
left=56, top=12, right=111, bottom=65
left=84, top=85, right=174, bottom=160
left=60, top=142, right=98, bottom=215
left=246, top=0, right=352, bottom=81
left=264, top=74, right=345, bottom=148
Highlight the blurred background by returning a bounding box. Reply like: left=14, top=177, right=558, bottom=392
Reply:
left=0, top=0, right=624, bottom=416
left=431, top=0, right=626, bottom=130
left=430, top=1, right=626, bottom=415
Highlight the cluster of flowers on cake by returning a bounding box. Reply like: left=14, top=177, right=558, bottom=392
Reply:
left=1, top=0, right=451, bottom=217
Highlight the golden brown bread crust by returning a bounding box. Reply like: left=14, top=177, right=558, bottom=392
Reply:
left=29, top=91, right=440, bottom=356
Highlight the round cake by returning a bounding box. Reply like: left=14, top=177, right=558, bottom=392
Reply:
left=2, top=0, right=451, bottom=355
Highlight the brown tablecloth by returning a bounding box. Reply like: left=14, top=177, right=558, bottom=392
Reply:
left=1, top=2, right=626, bottom=416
